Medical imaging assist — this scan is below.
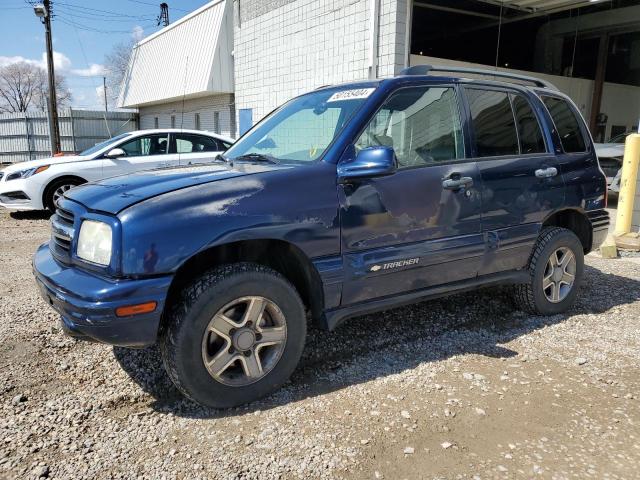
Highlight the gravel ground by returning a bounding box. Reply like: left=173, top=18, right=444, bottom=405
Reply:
left=1, top=210, right=639, bottom=480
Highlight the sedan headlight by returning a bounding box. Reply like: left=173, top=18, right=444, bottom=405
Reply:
left=77, top=220, right=112, bottom=266
left=6, top=165, right=49, bottom=181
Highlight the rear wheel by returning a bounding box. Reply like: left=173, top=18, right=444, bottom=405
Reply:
left=44, top=178, right=85, bottom=211
left=161, top=263, right=306, bottom=408
left=514, top=227, right=584, bottom=315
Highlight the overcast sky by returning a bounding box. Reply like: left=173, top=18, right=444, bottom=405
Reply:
left=1, top=0, right=209, bottom=110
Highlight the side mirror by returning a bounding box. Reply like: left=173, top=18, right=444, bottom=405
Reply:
left=104, top=148, right=126, bottom=159
left=338, top=146, right=397, bottom=183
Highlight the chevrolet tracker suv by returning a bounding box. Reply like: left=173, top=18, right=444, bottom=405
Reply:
left=34, top=66, right=609, bottom=408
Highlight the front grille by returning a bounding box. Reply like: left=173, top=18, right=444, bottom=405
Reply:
left=56, top=207, right=75, bottom=226
left=50, top=205, right=76, bottom=260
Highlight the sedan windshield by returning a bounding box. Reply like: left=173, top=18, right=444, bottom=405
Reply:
left=224, top=86, right=377, bottom=163
left=79, top=133, right=132, bottom=156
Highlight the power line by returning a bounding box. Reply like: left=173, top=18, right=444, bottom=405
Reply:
left=55, top=1, right=158, bottom=19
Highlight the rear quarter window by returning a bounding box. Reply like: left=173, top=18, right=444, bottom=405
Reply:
left=541, top=96, right=587, bottom=153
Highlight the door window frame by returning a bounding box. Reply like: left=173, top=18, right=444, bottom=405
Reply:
left=104, top=133, right=170, bottom=158
left=348, top=83, right=471, bottom=171
left=536, top=91, right=592, bottom=155
left=461, top=84, right=553, bottom=162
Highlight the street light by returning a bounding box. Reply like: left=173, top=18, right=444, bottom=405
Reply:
left=33, top=1, right=61, bottom=155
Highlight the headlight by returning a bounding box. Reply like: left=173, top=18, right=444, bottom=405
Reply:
left=6, top=165, right=49, bottom=181
left=77, top=220, right=112, bottom=266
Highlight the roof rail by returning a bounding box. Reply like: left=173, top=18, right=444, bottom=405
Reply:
left=399, top=64, right=557, bottom=90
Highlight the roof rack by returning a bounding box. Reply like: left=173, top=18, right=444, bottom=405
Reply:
left=399, top=64, right=557, bottom=90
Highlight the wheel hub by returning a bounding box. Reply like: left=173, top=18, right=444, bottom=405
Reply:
left=552, top=267, right=563, bottom=282
left=233, top=328, right=256, bottom=351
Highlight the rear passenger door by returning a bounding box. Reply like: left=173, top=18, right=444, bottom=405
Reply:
left=340, top=85, right=484, bottom=305
left=538, top=94, right=604, bottom=213
left=173, top=133, right=225, bottom=165
left=464, top=87, right=565, bottom=275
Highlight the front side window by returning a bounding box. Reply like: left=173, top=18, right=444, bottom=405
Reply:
left=174, top=134, right=220, bottom=153
left=80, top=133, right=131, bottom=156
left=466, top=88, right=519, bottom=157
left=541, top=96, right=587, bottom=153
left=119, top=134, right=169, bottom=157
left=511, top=94, right=546, bottom=154
left=225, top=86, right=375, bottom=163
left=355, top=87, right=464, bottom=168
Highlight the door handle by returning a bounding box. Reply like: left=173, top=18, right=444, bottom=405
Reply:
left=442, top=176, right=474, bottom=190
left=535, top=167, right=558, bottom=178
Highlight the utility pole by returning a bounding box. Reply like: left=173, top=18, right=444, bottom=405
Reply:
left=34, top=1, right=61, bottom=155
left=103, top=76, right=108, bottom=112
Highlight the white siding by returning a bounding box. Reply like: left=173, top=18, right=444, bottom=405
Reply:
left=233, top=0, right=408, bottom=126
left=119, top=0, right=234, bottom=108
left=139, top=94, right=236, bottom=138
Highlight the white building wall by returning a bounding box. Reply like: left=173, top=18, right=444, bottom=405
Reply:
left=233, top=0, right=408, bottom=127
left=138, top=94, right=236, bottom=137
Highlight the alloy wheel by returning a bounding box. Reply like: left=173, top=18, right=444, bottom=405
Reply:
left=201, top=296, right=287, bottom=386
left=542, top=246, right=576, bottom=303
left=52, top=184, right=75, bottom=207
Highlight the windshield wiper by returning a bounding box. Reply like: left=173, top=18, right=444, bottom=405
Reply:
left=231, top=153, right=280, bottom=164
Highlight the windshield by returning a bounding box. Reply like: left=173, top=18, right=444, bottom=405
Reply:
left=79, top=133, right=132, bottom=156
left=608, top=132, right=631, bottom=143
left=224, top=86, right=377, bottom=163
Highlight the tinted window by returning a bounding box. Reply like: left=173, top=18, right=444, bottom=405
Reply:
left=466, top=89, right=519, bottom=157
left=541, top=96, right=587, bottom=153
left=511, top=94, right=546, bottom=154
left=355, top=87, right=464, bottom=168
left=119, top=134, right=169, bottom=157
left=174, top=134, right=220, bottom=153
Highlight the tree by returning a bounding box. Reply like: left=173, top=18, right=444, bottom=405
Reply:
left=0, top=62, right=71, bottom=114
left=104, top=40, right=135, bottom=107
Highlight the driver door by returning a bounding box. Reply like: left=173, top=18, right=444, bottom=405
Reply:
left=340, top=85, right=484, bottom=305
left=101, top=133, right=171, bottom=177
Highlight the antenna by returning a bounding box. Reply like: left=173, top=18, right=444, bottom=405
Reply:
left=157, top=3, right=169, bottom=27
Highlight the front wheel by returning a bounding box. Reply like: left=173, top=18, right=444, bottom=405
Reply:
left=514, top=227, right=584, bottom=315
left=161, top=263, right=306, bottom=408
left=44, top=178, right=85, bottom=211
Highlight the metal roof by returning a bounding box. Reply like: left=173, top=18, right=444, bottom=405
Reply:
left=476, top=0, right=611, bottom=15
left=118, top=0, right=233, bottom=108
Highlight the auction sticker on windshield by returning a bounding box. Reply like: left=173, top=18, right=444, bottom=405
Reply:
left=327, top=88, right=376, bottom=102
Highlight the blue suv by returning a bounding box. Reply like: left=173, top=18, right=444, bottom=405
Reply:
left=34, top=66, right=609, bottom=408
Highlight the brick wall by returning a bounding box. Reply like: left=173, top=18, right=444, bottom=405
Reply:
left=139, top=94, right=236, bottom=138
left=233, top=0, right=408, bottom=126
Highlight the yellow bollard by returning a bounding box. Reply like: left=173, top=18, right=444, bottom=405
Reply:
left=614, top=133, right=640, bottom=250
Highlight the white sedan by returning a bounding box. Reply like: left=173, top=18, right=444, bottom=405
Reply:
left=0, top=129, right=234, bottom=211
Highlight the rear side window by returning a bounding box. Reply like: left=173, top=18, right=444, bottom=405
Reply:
left=541, top=96, right=587, bottom=153
left=466, top=89, right=519, bottom=157
left=511, top=94, right=546, bottom=154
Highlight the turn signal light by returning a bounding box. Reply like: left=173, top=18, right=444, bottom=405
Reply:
left=115, top=301, right=157, bottom=317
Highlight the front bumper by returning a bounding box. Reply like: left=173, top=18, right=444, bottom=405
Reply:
left=33, top=243, right=173, bottom=347
left=0, top=178, right=44, bottom=210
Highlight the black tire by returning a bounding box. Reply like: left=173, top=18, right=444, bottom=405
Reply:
left=514, top=227, right=584, bottom=315
left=44, top=177, right=85, bottom=212
left=160, top=263, right=306, bottom=408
